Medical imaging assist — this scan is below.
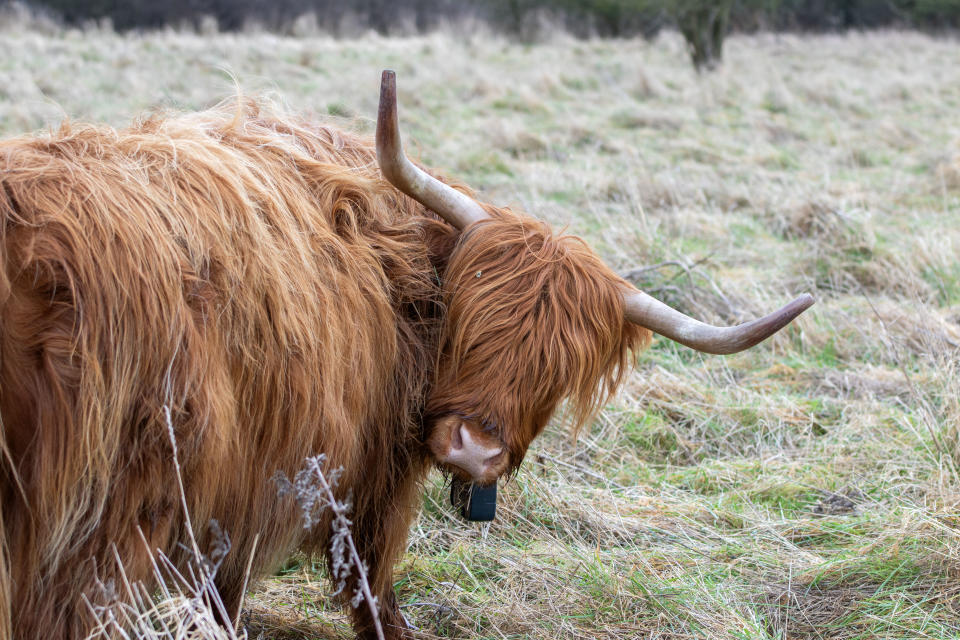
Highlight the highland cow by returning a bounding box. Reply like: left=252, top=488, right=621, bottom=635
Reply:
left=0, top=71, right=812, bottom=639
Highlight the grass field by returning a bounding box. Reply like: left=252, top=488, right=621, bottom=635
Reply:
left=2, top=13, right=960, bottom=640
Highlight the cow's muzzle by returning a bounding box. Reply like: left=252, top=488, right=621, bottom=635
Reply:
left=427, top=415, right=508, bottom=484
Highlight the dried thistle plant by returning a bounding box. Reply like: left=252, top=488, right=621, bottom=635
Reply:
left=273, top=456, right=385, bottom=640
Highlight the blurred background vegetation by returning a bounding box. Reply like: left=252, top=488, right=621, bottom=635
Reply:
left=12, top=0, right=960, bottom=68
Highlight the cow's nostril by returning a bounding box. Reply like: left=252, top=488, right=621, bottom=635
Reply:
left=450, top=423, right=465, bottom=450
left=483, top=450, right=504, bottom=468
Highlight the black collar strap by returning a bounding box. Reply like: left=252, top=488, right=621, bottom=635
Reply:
left=450, top=478, right=497, bottom=521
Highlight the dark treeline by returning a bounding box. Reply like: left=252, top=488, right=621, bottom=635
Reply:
left=16, top=0, right=960, bottom=34
left=15, top=0, right=473, bottom=32
left=10, top=0, right=960, bottom=70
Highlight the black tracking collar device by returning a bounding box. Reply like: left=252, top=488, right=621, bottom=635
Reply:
left=450, top=478, right=497, bottom=521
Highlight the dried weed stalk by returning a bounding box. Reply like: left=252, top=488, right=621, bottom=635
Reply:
left=273, top=456, right=385, bottom=640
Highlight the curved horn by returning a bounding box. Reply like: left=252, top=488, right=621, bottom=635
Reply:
left=623, top=288, right=814, bottom=355
left=376, top=70, right=489, bottom=230
left=376, top=70, right=813, bottom=354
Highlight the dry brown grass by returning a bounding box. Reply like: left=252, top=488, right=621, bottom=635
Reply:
left=2, top=17, right=960, bottom=640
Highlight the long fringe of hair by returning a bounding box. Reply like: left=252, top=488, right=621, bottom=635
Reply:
left=429, top=209, right=651, bottom=470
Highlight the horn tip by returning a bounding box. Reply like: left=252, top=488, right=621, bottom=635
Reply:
left=795, top=293, right=815, bottom=311
left=379, top=70, right=397, bottom=101
left=377, top=70, right=399, bottom=151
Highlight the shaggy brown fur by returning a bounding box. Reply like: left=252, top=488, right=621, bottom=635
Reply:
left=0, top=99, right=648, bottom=640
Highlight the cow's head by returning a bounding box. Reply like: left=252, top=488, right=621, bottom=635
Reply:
left=376, top=71, right=813, bottom=487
